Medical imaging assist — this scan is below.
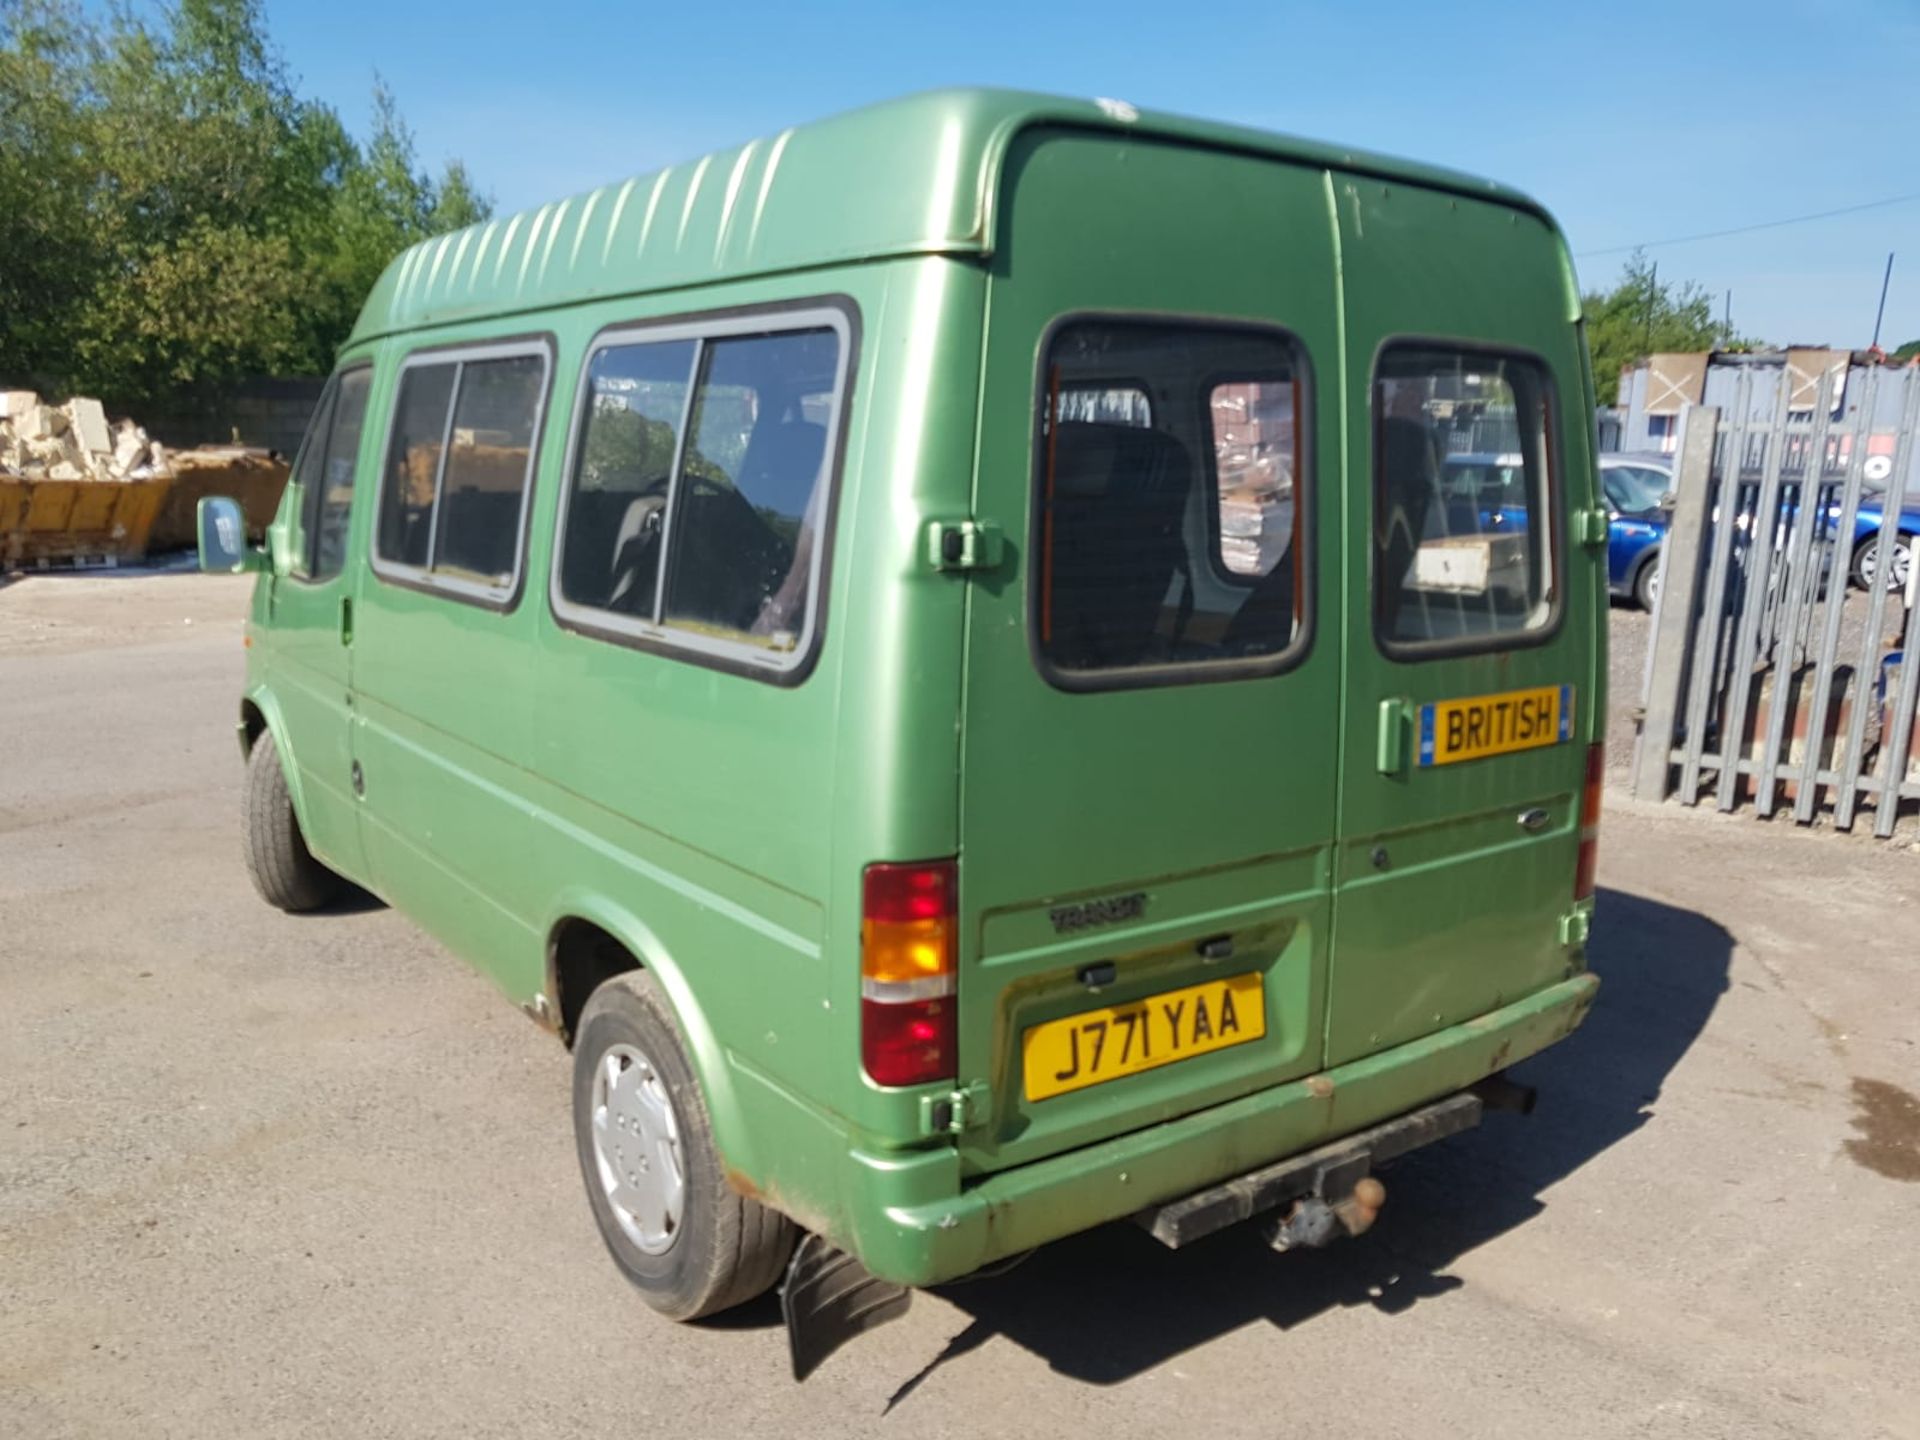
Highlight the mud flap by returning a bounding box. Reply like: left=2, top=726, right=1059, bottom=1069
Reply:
left=780, top=1232, right=912, bottom=1381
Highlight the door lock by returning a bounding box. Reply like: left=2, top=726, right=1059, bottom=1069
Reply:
left=350, top=760, right=364, bottom=797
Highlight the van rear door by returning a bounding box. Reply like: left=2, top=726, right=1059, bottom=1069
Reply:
left=1325, top=176, right=1599, bottom=1068
left=954, top=130, right=1342, bottom=1174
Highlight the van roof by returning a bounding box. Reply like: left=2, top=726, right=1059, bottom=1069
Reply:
left=346, top=87, right=1558, bottom=348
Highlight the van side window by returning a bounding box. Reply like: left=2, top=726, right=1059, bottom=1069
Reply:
left=663, top=329, right=839, bottom=649
left=1035, top=319, right=1309, bottom=683
left=379, top=364, right=457, bottom=568
left=1373, top=346, right=1558, bottom=653
left=558, top=339, right=698, bottom=614
left=550, top=306, right=851, bottom=674
left=286, top=379, right=338, bottom=582
left=306, top=367, right=371, bottom=581
left=373, top=341, right=551, bottom=603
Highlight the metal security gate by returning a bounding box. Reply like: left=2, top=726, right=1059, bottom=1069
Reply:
left=1633, top=363, right=1920, bottom=840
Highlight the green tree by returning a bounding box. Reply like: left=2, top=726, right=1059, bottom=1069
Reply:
left=0, top=1, right=107, bottom=378
left=0, top=0, right=491, bottom=413
left=1582, top=252, right=1754, bottom=402
left=1891, top=339, right=1920, bottom=366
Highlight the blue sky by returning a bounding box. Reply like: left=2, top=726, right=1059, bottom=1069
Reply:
left=264, top=0, right=1920, bottom=349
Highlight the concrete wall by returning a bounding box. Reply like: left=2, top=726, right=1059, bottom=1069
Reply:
left=143, top=377, right=326, bottom=459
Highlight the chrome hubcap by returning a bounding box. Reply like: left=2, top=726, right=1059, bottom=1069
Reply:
left=590, top=1042, right=685, bottom=1254
left=1860, top=540, right=1913, bottom=591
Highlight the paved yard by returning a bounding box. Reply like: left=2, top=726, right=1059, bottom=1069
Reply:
left=3, top=573, right=1916, bottom=1440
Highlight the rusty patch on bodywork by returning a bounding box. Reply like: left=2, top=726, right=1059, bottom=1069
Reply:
left=725, top=1166, right=838, bottom=1240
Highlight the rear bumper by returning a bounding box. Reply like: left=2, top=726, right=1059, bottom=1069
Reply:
left=845, top=971, right=1598, bottom=1287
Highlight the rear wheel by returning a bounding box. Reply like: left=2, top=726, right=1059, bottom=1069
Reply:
left=243, top=730, right=341, bottom=912
left=1632, top=551, right=1662, bottom=612
left=572, top=971, right=794, bottom=1320
left=1852, top=534, right=1914, bottom=592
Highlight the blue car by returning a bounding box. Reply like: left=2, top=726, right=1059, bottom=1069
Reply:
left=1598, top=455, right=1673, bottom=610
left=1440, top=452, right=1670, bottom=610
left=1834, top=480, right=1918, bottom=592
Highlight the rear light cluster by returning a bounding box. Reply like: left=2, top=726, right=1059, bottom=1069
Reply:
left=860, top=859, right=957, bottom=1087
left=1574, top=743, right=1603, bottom=900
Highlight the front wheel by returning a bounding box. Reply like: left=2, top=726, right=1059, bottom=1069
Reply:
left=1633, top=551, right=1662, bottom=612
left=243, top=730, right=341, bottom=912
left=572, top=971, right=794, bottom=1320
left=1853, top=534, right=1915, bottom=593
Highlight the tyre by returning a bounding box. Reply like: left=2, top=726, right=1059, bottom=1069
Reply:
left=243, top=730, right=341, bottom=912
left=1853, top=534, right=1915, bottom=593
left=1632, top=551, right=1661, bottom=612
left=572, top=971, right=794, bottom=1320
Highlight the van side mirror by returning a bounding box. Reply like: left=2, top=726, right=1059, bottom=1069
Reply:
left=1659, top=491, right=1678, bottom=510
left=197, top=496, right=268, bottom=574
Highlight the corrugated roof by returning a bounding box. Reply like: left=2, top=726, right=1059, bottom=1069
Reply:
left=347, top=87, right=1553, bottom=346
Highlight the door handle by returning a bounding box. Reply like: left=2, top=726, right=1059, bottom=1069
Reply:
left=339, top=595, right=353, bottom=646
left=1517, top=807, right=1550, bottom=833
left=1376, top=698, right=1411, bottom=774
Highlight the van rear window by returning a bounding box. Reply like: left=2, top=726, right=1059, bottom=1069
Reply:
left=1035, top=319, right=1308, bottom=685
left=1373, top=346, right=1559, bottom=653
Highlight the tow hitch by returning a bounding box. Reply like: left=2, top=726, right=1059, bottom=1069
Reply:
left=1136, top=1088, right=1490, bottom=1251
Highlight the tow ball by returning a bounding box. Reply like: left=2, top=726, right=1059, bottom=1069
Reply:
left=1265, top=1175, right=1387, bottom=1251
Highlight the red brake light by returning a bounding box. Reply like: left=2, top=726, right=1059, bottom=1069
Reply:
left=861, top=860, right=957, bottom=1088
left=1574, top=743, right=1603, bottom=901
left=861, top=996, right=955, bottom=1088
left=862, top=861, right=955, bottom=926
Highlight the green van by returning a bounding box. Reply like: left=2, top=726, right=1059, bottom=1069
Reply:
left=199, top=89, right=1604, bottom=1372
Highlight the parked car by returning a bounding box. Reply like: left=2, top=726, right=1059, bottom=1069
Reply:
left=1598, top=455, right=1672, bottom=610
left=1834, top=480, right=1919, bottom=592
left=194, top=88, right=1607, bottom=1376
left=1440, top=451, right=1669, bottom=609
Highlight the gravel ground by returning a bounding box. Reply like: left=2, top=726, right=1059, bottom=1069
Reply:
left=3, top=574, right=1917, bottom=1440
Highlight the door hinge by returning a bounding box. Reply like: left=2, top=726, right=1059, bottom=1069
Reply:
left=1577, top=506, right=1610, bottom=547
left=926, top=519, right=1005, bottom=573
left=920, top=1080, right=990, bottom=1136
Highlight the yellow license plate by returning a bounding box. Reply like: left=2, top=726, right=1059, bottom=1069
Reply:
left=1419, top=684, right=1572, bottom=768
left=1022, top=973, right=1265, bottom=1102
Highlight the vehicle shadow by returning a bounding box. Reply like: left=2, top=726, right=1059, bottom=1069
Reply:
left=314, top=881, right=386, bottom=916
left=896, top=885, right=1730, bottom=1395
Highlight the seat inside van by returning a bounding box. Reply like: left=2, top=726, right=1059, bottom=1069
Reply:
left=1047, top=421, right=1193, bottom=669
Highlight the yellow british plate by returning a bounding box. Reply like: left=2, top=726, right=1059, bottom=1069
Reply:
left=1023, top=972, right=1264, bottom=1101
left=1419, top=684, right=1572, bottom=768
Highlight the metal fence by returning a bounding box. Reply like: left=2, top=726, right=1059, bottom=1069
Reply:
left=1631, top=364, right=1920, bottom=840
